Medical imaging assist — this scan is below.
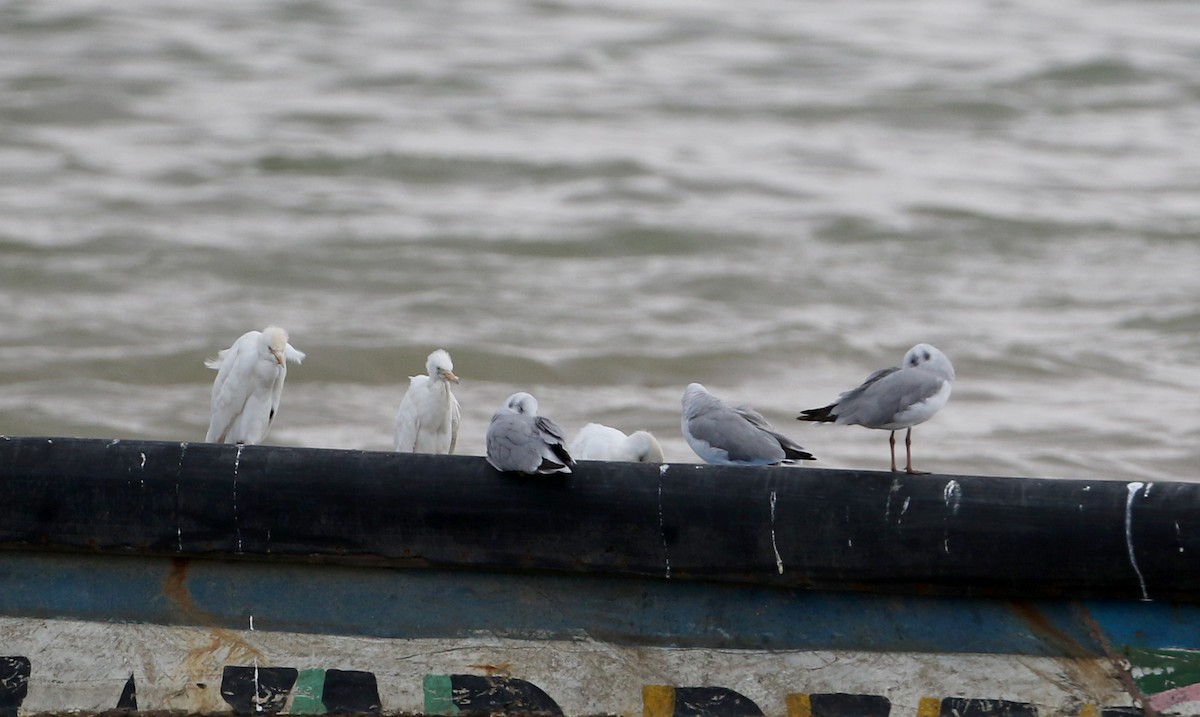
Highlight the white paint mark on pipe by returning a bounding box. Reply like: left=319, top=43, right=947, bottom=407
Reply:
left=1126, top=482, right=1150, bottom=601
left=770, top=490, right=784, bottom=574
left=139, top=453, right=146, bottom=470
left=885, top=477, right=901, bottom=521
left=233, top=444, right=245, bottom=553
left=657, top=482, right=671, bottom=579
left=943, top=480, right=961, bottom=515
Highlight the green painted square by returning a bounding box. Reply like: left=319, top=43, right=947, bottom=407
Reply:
left=1127, top=647, right=1200, bottom=695
left=424, top=673, right=458, bottom=715
left=290, top=668, right=327, bottom=714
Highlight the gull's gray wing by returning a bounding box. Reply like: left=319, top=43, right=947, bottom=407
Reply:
left=486, top=412, right=540, bottom=473
left=535, top=415, right=574, bottom=468
left=733, top=406, right=815, bottom=461
left=838, top=366, right=946, bottom=427
left=688, top=403, right=785, bottom=464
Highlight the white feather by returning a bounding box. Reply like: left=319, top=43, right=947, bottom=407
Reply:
left=204, top=326, right=303, bottom=445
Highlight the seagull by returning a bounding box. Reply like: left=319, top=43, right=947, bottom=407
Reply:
left=681, top=383, right=816, bottom=466
left=570, top=423, right=665, bottom=463
left=486, top=392, right=574, bottom=475
left=393, top=349, right=461, bottom=454
left=797, top=343, right=955, bottom=474
left=205, top=326, right=305, bottom=445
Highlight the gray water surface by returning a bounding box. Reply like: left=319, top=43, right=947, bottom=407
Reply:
left=2, top=0, right=1198, bottom=482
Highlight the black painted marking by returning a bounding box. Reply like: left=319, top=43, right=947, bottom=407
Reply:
left=322, top=669, right=381, bottom=714
left=449, top=674, right=563, bottom=715
left=673, top=686, right=765, bottom=717
left=219, top=665, right=298, bottom=716
left=116, top=673, right=137, bottom=710
left=938, top=698, right=1038, bottom=717
left=810, top=692, right=891, bottom=717
left=0, top=657, right=30, bottom=717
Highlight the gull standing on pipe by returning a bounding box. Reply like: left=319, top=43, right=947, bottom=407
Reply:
left=393, top=349, right=461, bottom=454
left=205, top=326, right=305, bottom=445
left=681, top=383, right=816, bottom=466
left=486, top=392, right=574, bottom=475
left=797, top=343, right=954, bottom=474
left=570, top=423, right=665, bottom=463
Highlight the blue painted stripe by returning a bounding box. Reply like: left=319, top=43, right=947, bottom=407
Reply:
left=2, top=553, right=1199, bottom=656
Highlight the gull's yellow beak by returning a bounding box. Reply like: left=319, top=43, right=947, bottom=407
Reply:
left=271, top=349, right=285, bottom=366
left=439, top=369, right=460, bottom=384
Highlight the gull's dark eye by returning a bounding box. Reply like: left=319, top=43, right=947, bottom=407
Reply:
left=922, top=350, right=931, bottom=361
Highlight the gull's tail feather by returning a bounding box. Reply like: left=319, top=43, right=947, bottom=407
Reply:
left=798, top=404, right=837, bottom=423
left=781, top=444, right=817, bottom=461
left=537, top=457, right=572, bottom=474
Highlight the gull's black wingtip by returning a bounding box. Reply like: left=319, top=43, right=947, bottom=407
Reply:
left=797, top=404, right=836, bottom=423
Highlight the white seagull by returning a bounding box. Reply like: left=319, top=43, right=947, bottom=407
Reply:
left=205, top=326, right=305, bottom=445
left=569, top=423, right=665, bottom=463
left=393, top=349, right=461, bottom=454
left=681, top=383, right=816, bottom=466
left=798, top=343, right=955, bottom=474
left=486, top=392, right=574, bottom=475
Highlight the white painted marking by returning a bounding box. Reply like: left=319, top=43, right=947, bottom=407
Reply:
left=943, top=480, right=961, bottom=515
left=657, top=482, right=671, bottom=579
left=253, top=657, right=263, bottom=713
left=140, top=453, right=146, bottom=469
left=885, top=477, right=901, bottom=520
left=233, top=444, right=245, bottom=553
left=770, top=491, right=784, bottom=574
left=1126, top=482, right=1150, bottom=601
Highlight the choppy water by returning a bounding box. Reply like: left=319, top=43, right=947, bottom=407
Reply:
left=1, top=0, right=1198, bottom=482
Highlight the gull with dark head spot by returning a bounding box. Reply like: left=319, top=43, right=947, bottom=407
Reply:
left=797, top=343, right=955, bottom=474
left=486, top=392, right=575, bottom=475
left=570, top=423, right=665, bottom=463
left=681, top=383, right=816, bottom=466
left=205, top=326, right=305, bottom=445
left=393, top=349, right=461, bottom=454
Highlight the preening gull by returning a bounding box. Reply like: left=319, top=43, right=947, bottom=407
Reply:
left=486, top=392, right=575, bottom=474
left=570, top=423, right=664, bottom=463
left=205, top=326, right=305, bottom=445
left=393, top=349, right=461, bottom=454
left=681, top=383, right=816, bottom=466
left=797, top=343, right=954, bottom=474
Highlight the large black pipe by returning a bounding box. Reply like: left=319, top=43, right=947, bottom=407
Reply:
left=0, top=436, right=1194, bottom=601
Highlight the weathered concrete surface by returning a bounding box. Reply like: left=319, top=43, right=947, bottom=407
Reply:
left=0, top=616, right=1137, bottom=716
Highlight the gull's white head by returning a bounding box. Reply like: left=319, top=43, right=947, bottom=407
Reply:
left=426, top=349, right=459, bottom=384
left=504, top=392, right=538, bottom=416
left=625, top=431, right=665, bottom=463
left=904, top=343, right=955, bottom=381
left=262, top=326, right=289, bottom=366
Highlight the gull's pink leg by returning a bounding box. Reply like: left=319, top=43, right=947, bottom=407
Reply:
left=889, top=430, right=897, bottom=472
left=904, top=428, right=929, bottom=475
